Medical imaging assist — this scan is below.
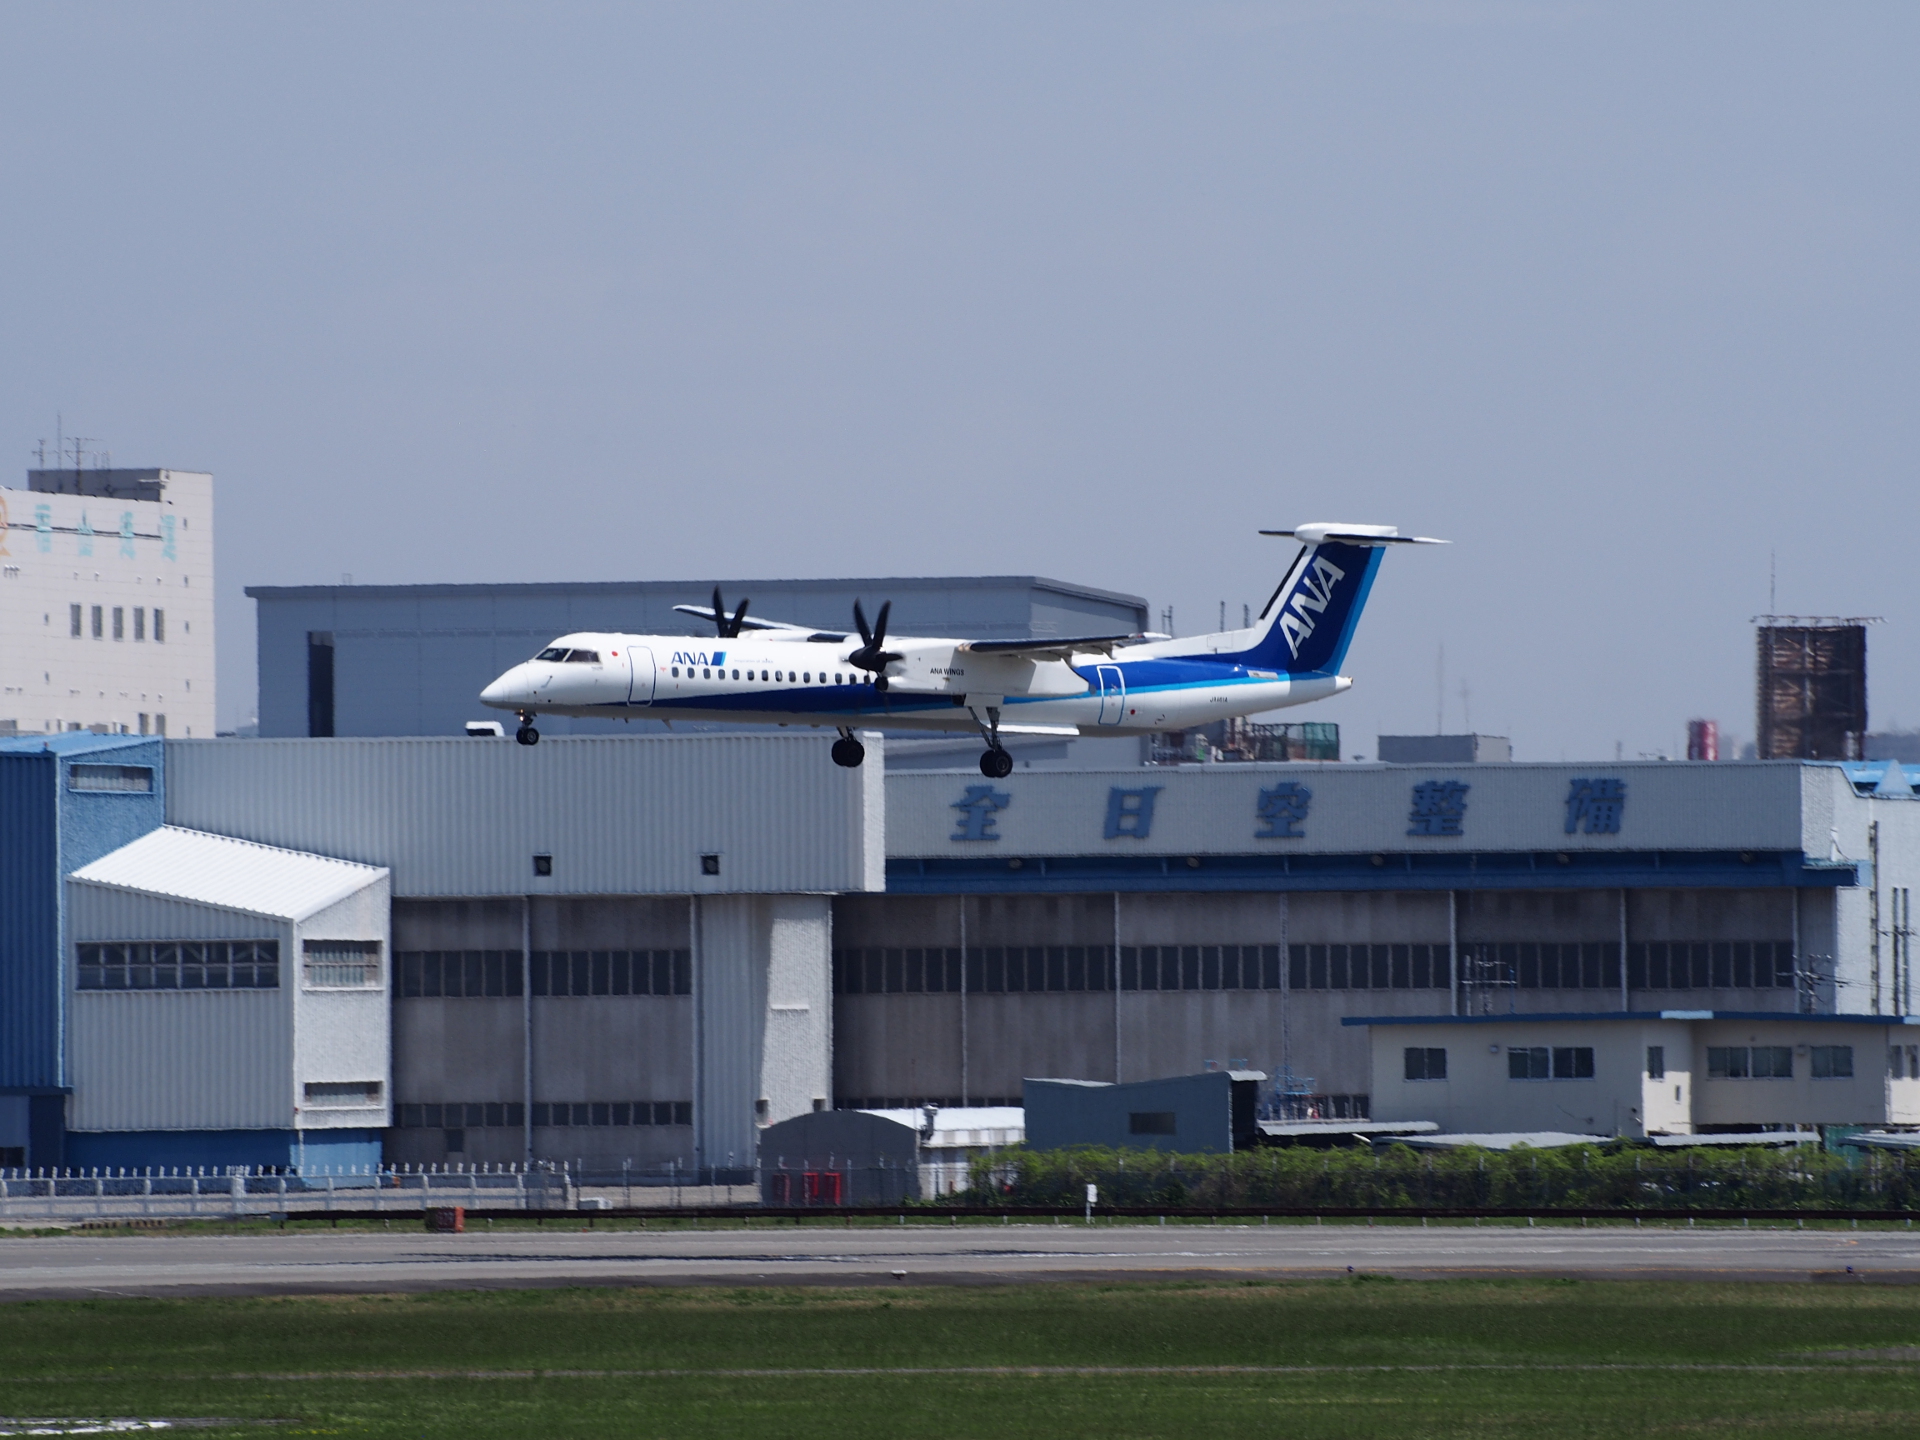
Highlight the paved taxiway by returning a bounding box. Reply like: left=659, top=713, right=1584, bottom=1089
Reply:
left=4, top=1221, right=1920, bottom=1297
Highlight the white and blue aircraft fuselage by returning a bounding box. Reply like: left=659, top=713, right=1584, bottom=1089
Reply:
left=479, top=523, right=1443, bottom=777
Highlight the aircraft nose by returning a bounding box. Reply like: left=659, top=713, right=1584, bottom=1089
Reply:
left=480, top=668, right=522, bottom=708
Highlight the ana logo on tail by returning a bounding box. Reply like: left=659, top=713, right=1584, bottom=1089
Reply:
left=1277, top=555, right=1346, bottom=659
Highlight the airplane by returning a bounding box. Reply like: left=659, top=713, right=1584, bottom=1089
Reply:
left=478, top=523, right=1445, bottom=777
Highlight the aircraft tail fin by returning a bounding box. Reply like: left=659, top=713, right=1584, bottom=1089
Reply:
left=1232, top=523, right=1446, bottom=675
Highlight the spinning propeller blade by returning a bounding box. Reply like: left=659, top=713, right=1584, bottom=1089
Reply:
left=709, top=587, right=751, bottom=638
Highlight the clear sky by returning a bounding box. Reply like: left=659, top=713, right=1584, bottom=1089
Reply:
left=2, top=3, right=1913, bottom=755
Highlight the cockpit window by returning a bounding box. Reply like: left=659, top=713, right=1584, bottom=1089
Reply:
left=566, top=650, right=601, bottom=664
left=536, top=647, right=569, bottom=661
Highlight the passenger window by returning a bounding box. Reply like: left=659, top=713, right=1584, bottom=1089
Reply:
left=803, top=672, right=811, bottom=683
left=732, top=669, right=739, bottom=680
left=671, top=667, right=679, bottom=677
left=775, top=671, right=783, bottom=681
left=703, top=668, right=711, bottom=679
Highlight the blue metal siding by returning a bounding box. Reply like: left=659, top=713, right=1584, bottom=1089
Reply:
left=887, top=849, right=1856, bottom=895
left=0, top=736, right=164, bottom=1092
left=0, top=752, right=60, bottom=1088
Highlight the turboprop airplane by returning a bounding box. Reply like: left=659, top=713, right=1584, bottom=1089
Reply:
left=478, top=523, right=1445, bottom=777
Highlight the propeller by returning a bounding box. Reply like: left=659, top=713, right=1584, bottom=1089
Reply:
left=710, top=586, right=751, bottom=639
left=849, top=599, right=902, bottom=691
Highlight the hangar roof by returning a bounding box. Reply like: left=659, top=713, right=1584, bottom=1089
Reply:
left=70, top=825, right=386, bottom=922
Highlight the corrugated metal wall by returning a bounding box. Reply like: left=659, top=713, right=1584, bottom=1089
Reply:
left=164, top=735, right=881, bottom=897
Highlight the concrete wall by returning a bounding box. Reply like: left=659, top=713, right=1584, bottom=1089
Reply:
left=291, top=883, right=393, bottom=1133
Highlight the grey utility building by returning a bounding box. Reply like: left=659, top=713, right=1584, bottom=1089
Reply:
left=249, top=576, right=1149, bottom=740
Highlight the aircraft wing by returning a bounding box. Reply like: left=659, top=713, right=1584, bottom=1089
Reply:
left=670, top=604, right=844, bottom=639
left=958, top=633, right=1141, bottom=661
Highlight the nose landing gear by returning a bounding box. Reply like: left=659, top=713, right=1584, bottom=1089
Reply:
left=831, top=730, right=866, bottom=768
left=515, top=713, right=540, bottom=746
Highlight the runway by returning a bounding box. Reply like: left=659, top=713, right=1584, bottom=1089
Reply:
left=4, top=1220, right=1920, bottom=1298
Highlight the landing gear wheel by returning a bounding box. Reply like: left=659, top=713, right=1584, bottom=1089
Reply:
left=979, top=747, right=1014, bottom=779
left=516, top=725, right=540, bottom=746
left=831, top=736, right=866, bottom=768
left=873, top=676, right=889, bottom=694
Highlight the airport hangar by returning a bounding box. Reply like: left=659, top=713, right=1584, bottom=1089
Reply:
left=2, top=731, right=1914, bottom=1173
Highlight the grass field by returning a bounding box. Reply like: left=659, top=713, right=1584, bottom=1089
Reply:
left=3, top=1279, right=1920, bottom=1437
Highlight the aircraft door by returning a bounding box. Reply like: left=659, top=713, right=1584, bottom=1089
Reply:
left=627, top=646, right=657, bottom=706
left=1096, top=665, right=1125, bottom=725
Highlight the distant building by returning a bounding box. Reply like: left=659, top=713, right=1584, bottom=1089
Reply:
left=0, top=469, right=216, bottom=739
left=247, top=575, right=1148, bottom=741
left=1357, top=1011, right=1920, bottom=1138
left=1376, top=734, right=1511, bottom=764
left=1756, top=619, right=1871, bottom=760
left=1024, top=1071, right=1265, bottom=1153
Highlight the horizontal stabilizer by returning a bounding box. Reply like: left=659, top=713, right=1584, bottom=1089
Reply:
left=1259, top=523, right=1448, bottom=547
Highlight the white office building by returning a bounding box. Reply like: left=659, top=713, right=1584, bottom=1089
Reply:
left=0, top=468, right=215, bottom=739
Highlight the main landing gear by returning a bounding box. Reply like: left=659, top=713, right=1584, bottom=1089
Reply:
left=516, top=713, right=540, bottom=746
left=971, top=704, right=1014, bottom=778
left=831, top=730, right=866, bottom=768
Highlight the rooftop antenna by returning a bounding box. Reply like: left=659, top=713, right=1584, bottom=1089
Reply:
left=1769, top=550, right=1777, bottom=615
left=1219, top=601, right=1226, bottom=632
left=1435, top=642, right=1445, bottom=734
left=34, top=438, right=46, bottom=466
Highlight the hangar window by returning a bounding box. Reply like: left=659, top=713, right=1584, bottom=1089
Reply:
left=1647, top=1046, right=1665, bottom=1079
left=396, top=950, right=525, bottom=998
left=77, top=940, right=279, bottom=990
left=396, top=1102, right=525, bottom=1129
left=1627, top=941, right=1794, bottom=990
left=68, top=764, right=153, bottom=792
left=528, top=949, right=691, bottom=997
left=1403, top=1047, right=1447, bottom=1081
left=1811, top=1045, right=1853, bottom=1079
left=1129, top=1111, right=1177, bottom=1135
left=1287, top=943, right=1450, bottom=991
left=304, top=940, right=382, bottom=988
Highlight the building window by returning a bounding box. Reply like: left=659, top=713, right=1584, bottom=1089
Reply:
left=1810, top=1045, right=1854, bottom=1079
left=1707, top=1045, right=1793, bottom=1079
left=112, top=607, right=124, bottom=640
left=77, top=940, right=280, bottom=991
left=1647, top=1045, right=1665, bottom=1080
left=91, top=605, right=103, bottom=638
left=304, top=940, right=383, bottom=988
left=1404, top=1047, right=1447, bottom=1081
left=68, top=764, right=153, bottom=792
left=304, top=1081, right=382, bottom=1106
left=1891, top=1046, right=1920, bottom=1080
left=133, top=607, right=146, bottom=641
left=1507, top=1046, right=1559, bottom=1080
left=153, top=608, right=164, bottom=642
left=1129, top=1111, right=1178, bottom=1134
left=1552, top=1047, right=1595, bottom=1079
left=69, top=603, right=81, bottom=637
